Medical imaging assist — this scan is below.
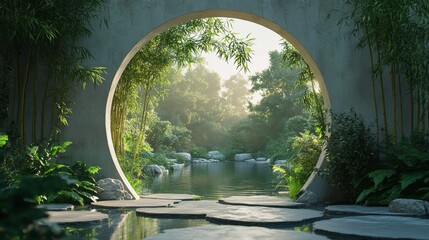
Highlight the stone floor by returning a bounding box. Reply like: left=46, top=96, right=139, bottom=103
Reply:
left=47, top=210, right=108, bottom=224
left=218, top=195, right=305, bottom=208
left=43, top=195, right=429, bottom=240
left=314, top=215, right=429, bottom=239
left=137, top=200, right=323, bottom=226
left=91, top=198, right=179, bottom=208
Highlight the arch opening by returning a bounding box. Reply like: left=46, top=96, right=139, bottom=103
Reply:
left=106, top=10, right=331, bottom=199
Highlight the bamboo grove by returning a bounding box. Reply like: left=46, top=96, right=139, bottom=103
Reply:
left=341, top=0, right=429, bottom=144
left=0, top=0, right=106, bottom=144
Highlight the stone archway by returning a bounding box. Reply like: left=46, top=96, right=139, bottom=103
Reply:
left=62, top=0, right=372, bottom=200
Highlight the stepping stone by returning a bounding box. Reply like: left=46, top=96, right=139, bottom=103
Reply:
left=206, top=206, right=323, bottom=226
left=47, top=211, right=108, bottom=224
left=38, top=203, right=74, bottom=211
left=313, top=215, right=429, bottom=240
left=91, top=198, right=179, bottom=208
left=142, top=193, right=199, bottom=201
left=146, top=225, right=329, bottom=240
left=219, top=195, right=304, bottom=208
left=137, top=200, right=220, bottom=218
left=325, top=205, right=421, bottom=216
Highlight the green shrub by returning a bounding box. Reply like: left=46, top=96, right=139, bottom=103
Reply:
left=356, top=139, right=429, bottom=205
left=190, top=146, right=208, bottom=158
left=273, top=131, right=322, bottom=199
left=323, top=109, right=378, bottom=202
left=0, top=138, right=100, bottom=205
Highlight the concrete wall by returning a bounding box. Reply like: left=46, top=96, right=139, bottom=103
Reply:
left=62, top=0, right=373, bottom=200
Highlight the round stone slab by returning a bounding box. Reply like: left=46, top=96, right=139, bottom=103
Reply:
left=142, top=193, right=199, bottom=201
left=146, top=225, right=329, bottom=240
left=47, top=211, right=108, bottom=224
left=325, top=205, right=420, bottom=216
left=137, top=200, right=221, bottom=218
left=314, top=215, right=429, bottom=239
left=206, top=206, right=323, bottom=226
left=38, top=203, right=74, bottom=211
left=218, top=195, right=304, bottom=208
left=91, top=198, right=179, bottom=208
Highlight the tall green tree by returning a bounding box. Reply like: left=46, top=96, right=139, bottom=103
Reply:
left=222, top=74, right=250, bottom=126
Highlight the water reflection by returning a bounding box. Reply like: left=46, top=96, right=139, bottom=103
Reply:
left=145, top=161, right=276, bottom=199
left=64, top=210, right=210, bottom=239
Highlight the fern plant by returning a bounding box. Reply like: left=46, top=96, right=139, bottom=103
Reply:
left=357, top=140, right=429, bottom=205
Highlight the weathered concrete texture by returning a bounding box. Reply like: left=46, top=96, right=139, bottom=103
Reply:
left=325, top=205, right=420, bottom=216
left=137, top=200, right=220, bottom=218
left=142, top=193, right=199, bottom=201
left=206, top=207, right=323, bottom=226
left=47, top=211, right=108, bottom=224
left=38, top=203, right=74, bottom=211
left=314, top=215, right=429, bottom=240
left=219, top=195, right=304, bottom=208
left=91, top=199, right=179, bottom=208
left=146, top=225, right=329, bottom=240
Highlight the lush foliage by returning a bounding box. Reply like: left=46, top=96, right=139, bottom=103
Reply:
left=0, top=0, right=107, bottom=143
left=323, top=109, right=378, bottom=201
left=274, top=131, right=322, bottom=198
left=357, top=136, right=429, bottom=204
left=0, top=139, right=100, bottom=206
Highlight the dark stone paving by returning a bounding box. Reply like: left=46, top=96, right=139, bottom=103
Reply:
left=313, top=215, right=429, bottom=240
left=218, top=195, right=304, bottom=208
left=206, top=206, right=323, bottom=226
left=38, top=203, right=74, bottom=211
left=91, top=198, right=179, bottom=208
left=137, top=200, right=323, bottom=226
left=146, top=225, right=330, bottom=240
left=47, top=211, right=108, bottom=224
left=142, top=193, right=199, bottom=201
left=325, top=205, right=420, bottom=216
left=136, top=200, right=220, bottom=217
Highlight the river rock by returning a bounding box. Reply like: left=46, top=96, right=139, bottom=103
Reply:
left=389, top=198, right=429, bottom=215
left=96, top=178, right=133, bottom=200
left=192, top=158, right=219, bottom=163
left=144, top=165, right=169, bottom=176
left=245, top=159, right=256, bottom=163
left=207, top=151, right=225, bottom=160
left=256, top=157, right=267, bottom=161
left=234, top=153, right=252, bottom=161
left=171, top=163, right=185, bottom=170
left=176, top=152, right=191, bottom=161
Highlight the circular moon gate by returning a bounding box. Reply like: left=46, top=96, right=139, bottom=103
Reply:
left=62, top=0, right=372, bottom=200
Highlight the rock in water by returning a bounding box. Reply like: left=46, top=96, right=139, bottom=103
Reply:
left=207, top=151, right=225, bottom=160
left=234, top=153, right=252, bottom=161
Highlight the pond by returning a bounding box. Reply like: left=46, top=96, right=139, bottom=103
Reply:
left=65, top=161, right=321, bottom=239
left=145, top=161, right=277, bottom=199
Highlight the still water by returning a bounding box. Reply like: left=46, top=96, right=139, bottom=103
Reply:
left=146, top=161, right=277, bottom=199
left=65, top=161, right=282, bottom=239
